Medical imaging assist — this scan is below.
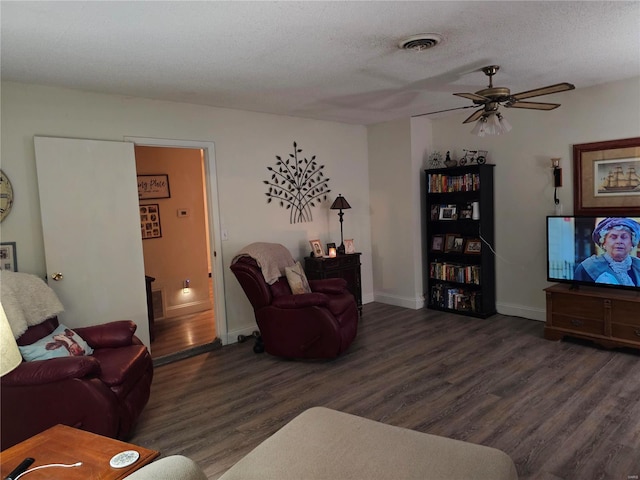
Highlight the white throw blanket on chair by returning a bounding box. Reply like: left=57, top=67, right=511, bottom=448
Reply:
left=231, top=242, right=296, bottom=285
left=0, top=270, right=64, bottom=339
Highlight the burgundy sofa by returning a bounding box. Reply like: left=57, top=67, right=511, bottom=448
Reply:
left=1, top=316, right=153, bottom=450
left=230, top=256, right=358, bottom=359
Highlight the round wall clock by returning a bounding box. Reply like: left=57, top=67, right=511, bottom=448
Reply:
left=0, top=169, right=15, bottom=222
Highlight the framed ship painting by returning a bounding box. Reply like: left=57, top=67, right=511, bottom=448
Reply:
left=573, top=137, right=640, bottom=215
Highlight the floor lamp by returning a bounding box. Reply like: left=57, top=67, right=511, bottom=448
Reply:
left=330, top=194, right=351, bottom=254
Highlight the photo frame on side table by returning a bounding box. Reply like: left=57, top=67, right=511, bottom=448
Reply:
left=309, top=239, right=324, bottom=257
left=344, top=239, right=356, bottom=254
left=573, top=137, right=640, bottom=215
left=0, top=242, right=17, bottom=271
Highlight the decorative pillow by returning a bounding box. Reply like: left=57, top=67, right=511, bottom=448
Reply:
left=18, top=324, right=94, bottom=361
left=285, top=261, right=311, bottom=295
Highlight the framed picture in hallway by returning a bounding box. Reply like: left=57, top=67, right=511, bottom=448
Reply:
left=138, top=174, right=171, bottom=200
left=140, top=204, right=162, bottom=239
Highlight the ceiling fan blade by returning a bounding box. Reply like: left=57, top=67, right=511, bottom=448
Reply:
left=506, top=101, right=561, bottom=110
left=412, top=104, right=477, bottom=118
left=454, top=92, right=489, bottom=102
left=511, top=83, right=575, bottom=100
left=463, top=108, right=485, bottom=124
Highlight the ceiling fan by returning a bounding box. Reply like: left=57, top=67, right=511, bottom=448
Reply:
left=416, top=65, right=575, bottom=135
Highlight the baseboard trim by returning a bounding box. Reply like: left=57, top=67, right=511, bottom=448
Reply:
left=373, top=292, right=424, bottom=310
left=497, top=302, right=545, bottom=322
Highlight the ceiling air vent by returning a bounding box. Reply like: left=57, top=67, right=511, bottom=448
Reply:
left=398, top=34, right=443, bottom=51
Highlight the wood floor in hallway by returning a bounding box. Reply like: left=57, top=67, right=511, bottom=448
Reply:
left=151, top=307, right=217, bottom=359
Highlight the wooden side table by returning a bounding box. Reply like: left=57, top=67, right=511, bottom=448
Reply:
left=0, top=424, right=159, bottom=480
left=305, top=253, right=362, bottom=314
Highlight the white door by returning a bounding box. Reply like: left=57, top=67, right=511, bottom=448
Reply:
left=34, top=136, right=150, bottom=347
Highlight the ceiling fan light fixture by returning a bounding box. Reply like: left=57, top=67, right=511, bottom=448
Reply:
left=398, top=33, right=443, bottom=52
left=471, top=116, right=487, bottom=136
left=497, top=113, right=512, bottom=133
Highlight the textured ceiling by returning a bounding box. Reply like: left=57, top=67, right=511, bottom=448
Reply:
left=1, top=1, right=639, bottom=125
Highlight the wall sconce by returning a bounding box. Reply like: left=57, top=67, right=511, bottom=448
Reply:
left=328, top=247, right=337, bottom=258
left=551, top=158, right=562, bottom=205
left=330, top=194, right=351, bottom=254
left=183, top=279, right=190, bottom=293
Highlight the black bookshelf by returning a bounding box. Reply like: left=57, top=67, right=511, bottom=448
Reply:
left=425, top=164, right=496, bottom=318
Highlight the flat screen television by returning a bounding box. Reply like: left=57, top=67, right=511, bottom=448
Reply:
left=546, top=216, right=640, bottom=291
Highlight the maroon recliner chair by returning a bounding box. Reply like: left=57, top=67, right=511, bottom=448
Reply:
left=1, top=316, right=153, bottom=450
left=230, top=256, right=358, bottom=359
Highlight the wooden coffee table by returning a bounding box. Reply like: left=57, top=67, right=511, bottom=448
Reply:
left=0, top=424, right=159, bottom=479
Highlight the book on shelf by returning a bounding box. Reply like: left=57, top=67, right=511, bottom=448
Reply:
left=427, top=172, right=480, bottom=193
left=429, top=284, right=483, bottom=313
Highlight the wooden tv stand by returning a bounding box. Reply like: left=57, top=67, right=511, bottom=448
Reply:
left=544, top=283, right=640, bottom=350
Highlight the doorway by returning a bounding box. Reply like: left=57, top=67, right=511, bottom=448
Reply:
left=127, top=137, right=227, bottom=363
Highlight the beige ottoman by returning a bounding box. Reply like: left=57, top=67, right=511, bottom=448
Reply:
left=219, top=407, right=518, bottom=480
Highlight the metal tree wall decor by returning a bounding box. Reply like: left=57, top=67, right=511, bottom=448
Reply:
left=264, top=142, right=330, bottom=224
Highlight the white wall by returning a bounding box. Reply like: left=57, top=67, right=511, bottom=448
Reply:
left=428, top=76, right=640, bottom=320
left=0, top=82, right=372, bottom=341
left=368, top=117, right=436, bottom=308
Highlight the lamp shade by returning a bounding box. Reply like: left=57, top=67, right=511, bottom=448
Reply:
left=330, top=194, right=351, bottom=210
left=0, top=302, right=22, bottom=376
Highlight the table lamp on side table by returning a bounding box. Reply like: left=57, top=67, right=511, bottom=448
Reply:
left=330, top=194, right=351, bottom=254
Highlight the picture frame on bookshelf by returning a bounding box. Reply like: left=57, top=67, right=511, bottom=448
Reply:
left=450, top=236, right=465, bottom=253
left=439, top=205, right=457, bottom=220
left=444, top=234, right=458, bottom=252
left=464, top=239, right=482, bottom=254
left=459, top=205, right=473, bottom=219
left=430, top=204, right=440, bottom=220
left=431, top=235, right=444, bottom=252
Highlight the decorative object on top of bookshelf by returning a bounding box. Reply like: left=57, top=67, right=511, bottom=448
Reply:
left=450, top=236, right=465, bottom=253
left=330, top=194, right=352, bottom=253
left=0, top=242, right=17, bottom=271
left=444, top=151, right=457, bottom=167
left=459, top=149, right=488, bottom=166
left=431, top=235, right=444, bottom=252
left=439, top=205, right=457, bottom=220
left=427, top=152, right=443, bottom=169
left=344, top=238, right=356, bottom=254
left=464, top=239, right=482, bottom=254
left=573, top=137, right=640, bottom=216
left=309, top=239, right=324, bottom=258
left=265, top=141, right=331, bottom=224
left=326, top=242, right=336, bottom=256
left=444, top=234, right=457, bottom=252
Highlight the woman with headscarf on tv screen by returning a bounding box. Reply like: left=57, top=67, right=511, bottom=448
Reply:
left=574, top=217, right=640, bottom=286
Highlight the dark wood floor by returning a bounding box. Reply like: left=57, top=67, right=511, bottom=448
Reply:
left=130, top=302, right=640, bottom=480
